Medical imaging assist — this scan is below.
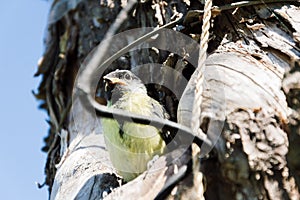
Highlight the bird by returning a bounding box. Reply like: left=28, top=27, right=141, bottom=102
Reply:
left=101, top=69, right=169, bottom=182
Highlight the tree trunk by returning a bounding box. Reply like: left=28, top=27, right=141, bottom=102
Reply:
left=35, top=0, right=300, bottom=199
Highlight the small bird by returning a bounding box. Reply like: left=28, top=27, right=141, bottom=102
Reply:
left=101, top=69, right=169, bottom=182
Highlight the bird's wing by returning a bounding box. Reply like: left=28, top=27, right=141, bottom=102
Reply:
left=149, top=99, right=170, bottom=119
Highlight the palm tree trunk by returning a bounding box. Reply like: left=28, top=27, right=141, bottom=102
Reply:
left=35, top=0, right=300, bottom=199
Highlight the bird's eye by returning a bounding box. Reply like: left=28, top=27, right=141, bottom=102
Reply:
left=124, top=73, right=131, bottom=80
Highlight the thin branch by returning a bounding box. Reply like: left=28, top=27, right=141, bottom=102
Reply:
left=215, top=0, right=300, bottom=12
left=77, top=89, right=213, bottom=148
left=78, top=12, right=183, bottom=95
left=184, top=0, right=299, bottom=21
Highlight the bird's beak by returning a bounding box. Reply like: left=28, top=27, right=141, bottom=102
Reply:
left=103, top=76, right=127, bottom=92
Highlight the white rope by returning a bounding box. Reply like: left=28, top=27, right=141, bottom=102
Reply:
left=191, top=0, right=212, bottom=193
left=191, top=0, right=212, bottom=139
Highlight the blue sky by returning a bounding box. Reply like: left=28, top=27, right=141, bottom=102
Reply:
left=0, top=1, right=51, bottom=199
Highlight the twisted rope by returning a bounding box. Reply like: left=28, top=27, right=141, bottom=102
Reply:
left=191, top=0, right=212, bottom=194
left=191, top=0, right=212, bottom=140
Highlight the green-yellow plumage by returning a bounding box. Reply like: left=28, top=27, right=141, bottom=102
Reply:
left=101, top=70, right=168, bottom=182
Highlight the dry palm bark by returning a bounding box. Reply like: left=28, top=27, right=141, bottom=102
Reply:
left=35, top=0, right=300, bottom=199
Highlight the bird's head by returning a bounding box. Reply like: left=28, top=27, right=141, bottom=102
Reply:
left=103, top=70, right=147, bottom=96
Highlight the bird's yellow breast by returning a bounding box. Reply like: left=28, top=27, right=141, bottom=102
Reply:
left=119, top=92, right=153, bottom=115
left=102, top=92, right=165, bottom=182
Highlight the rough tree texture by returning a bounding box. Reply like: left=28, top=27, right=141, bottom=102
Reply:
left=35, top=0, right=300, bottom=199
